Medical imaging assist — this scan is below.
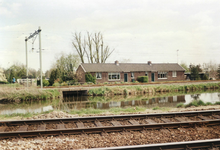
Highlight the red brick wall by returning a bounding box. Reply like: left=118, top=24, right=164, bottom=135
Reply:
left=76, top=65, right=86, bottom=83
left=153, top=71, right=185, bottom=82
left=92, top=72, right=150, bottom=83
left=76, top=67, right=185, bottom=83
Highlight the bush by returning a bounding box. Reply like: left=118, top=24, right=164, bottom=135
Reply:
left=85, top=72, right=96, bottom=84
left=176, top=103, right=184, bottom=108
left=202, top=74, right=209, bottom=80
left=53, top=82, right=60, bottom=86
left=137, top=76, right=148, bottom=83
left=37, top=79, right=50, bottom=86
left=43, top=79, right=50, bottom=86
left=61, top=82, right=68, bottom=86
left=67, top=79, right=77, bottom=85
left=0, top=81, right=8, bottom=84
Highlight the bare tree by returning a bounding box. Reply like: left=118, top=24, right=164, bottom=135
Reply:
left=202, top=61, right=218, bottom=79
left=72, top=31, right=114, bottom=63
left=72, top=32, right=85, bottom=63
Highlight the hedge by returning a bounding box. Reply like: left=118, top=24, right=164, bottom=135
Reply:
left=137, top=76, right=148, bottom=83
left=0, top=81, right=8, bottom=84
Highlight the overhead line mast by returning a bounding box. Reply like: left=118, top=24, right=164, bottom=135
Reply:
left=25, top=27, right=43, bottom=88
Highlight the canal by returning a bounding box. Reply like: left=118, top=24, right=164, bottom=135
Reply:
left=0, top=89, right=220, bottom=115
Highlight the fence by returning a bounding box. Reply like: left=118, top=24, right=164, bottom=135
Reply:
left=17, top=79, right=37, bottom=87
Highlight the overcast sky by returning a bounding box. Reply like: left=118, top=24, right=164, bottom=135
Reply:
left=1, top=0, right=220, bottom=72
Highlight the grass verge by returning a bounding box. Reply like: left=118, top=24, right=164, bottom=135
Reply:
left=69, top=106, right=147, bottom=115
left=88, top=82, right=220, bottom=96
left=0, top=87, right=61, bottom=102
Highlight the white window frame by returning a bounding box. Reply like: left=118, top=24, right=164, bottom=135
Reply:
left=172, top=71, right=177, bottom=77
left=131, top=72, right=134, bottom=78
left=145, top=72, right=148, bottom=76
left=96, top=72, right=102, bottom=79
left=108, top=73, right=120, bottom=80
left=158, top=71, right=167, bottom=79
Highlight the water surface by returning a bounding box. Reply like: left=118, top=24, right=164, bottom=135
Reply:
left=0, top=89, right=220, bottom=115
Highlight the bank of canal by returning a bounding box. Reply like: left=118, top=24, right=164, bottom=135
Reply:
left=1, top=89, right=220, bottom=116
left=0, top=81, right=220, bottom=119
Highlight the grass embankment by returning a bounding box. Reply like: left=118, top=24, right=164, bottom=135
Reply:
left=0, top=85, right=61, bottom=102
left=88, top=82, right=220, bottom=96
left=69, top=106, right=147, bottom=115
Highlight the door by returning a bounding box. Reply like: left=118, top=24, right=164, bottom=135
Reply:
left=124, top=73, right=128, bottom=82
left=151, top=73, right=155, bottom=82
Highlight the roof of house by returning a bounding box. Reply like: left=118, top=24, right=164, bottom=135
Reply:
left=79, top=62, right=185, bottom=73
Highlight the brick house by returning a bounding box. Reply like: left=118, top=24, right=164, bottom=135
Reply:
left=76, top=61, right=185, bottom=83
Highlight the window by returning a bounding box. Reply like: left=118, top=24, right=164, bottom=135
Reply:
left=96, top=72, right=102, bottom=79
left=108, top=73, right=120, bottom=80
left=145, top=72, right=148, bottom=76
left=131, top=72, right=134, bottom=78
left=172, top=71, right=177, bottom=77
left=158, top=72, right=167, bottom=79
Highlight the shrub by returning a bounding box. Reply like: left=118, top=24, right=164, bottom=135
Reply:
left=137, top=76, right=148, bottom=83
left=202, top=74, right=209, bottom=80
left=176, top=103, right=184, bottom=108
left=85, top=72, right=96, bottom=84
left=37, top=79, right=50, bottom=86
left=61, top=82, right=68, bottom=86
left=67, top=79, right=77, bottom=85
left=43, top=79, right=50, bottom=86
left=0, top=81, right=8, bottom=84
left=53, top=81, right=60, bottom=86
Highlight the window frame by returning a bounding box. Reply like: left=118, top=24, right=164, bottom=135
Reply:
left=108, top=72, right=120, bottom=81
left=131, top=72, right=134, bottom=78
left=172, top=71, right=177, bottom=77
left=158, top=71, right=167, bottom=79
left=145, top=72, right=148, bottom=76
left=96, top=72, right=102, bottom=79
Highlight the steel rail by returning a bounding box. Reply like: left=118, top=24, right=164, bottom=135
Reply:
left=87, top=139, right=220, bottom=150
left=0, top=119, right=220, bottom=139
left=1, top=110, right=220, bottom=126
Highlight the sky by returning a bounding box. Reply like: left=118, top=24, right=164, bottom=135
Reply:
left=1, top=0, right=220, bottom=72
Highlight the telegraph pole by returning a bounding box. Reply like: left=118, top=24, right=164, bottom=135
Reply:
left=38, top=27, right=43, bottom=88
left=177, top=49, right=179, bottom=64
left=25, top=26, right=43, bottom=88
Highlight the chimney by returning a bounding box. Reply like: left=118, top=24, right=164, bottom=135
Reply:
left=148, top=61, right=152, bottom=65
left=115, top=60, right=119, bottom=65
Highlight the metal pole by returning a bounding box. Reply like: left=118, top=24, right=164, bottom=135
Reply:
left=25, top=37, right=28, bottom=88
left=177, top=49, right=179, bottom=64
left=38, top=27, right=43, bottom=88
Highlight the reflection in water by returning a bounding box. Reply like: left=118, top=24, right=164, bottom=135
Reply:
left=190, top=94, right=201, bottom=100
left=0, top=100, right=56, bottom=115
left=0, top=90, right=220, bottom=115
left=0, top=106, right=53, bottom=115
left=62, top=95, right=186, bottom=110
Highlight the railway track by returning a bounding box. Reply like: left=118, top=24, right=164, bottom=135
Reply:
left=1, top=110, right=220, bottom=139
left=88, top=139, right=220, bottom=150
